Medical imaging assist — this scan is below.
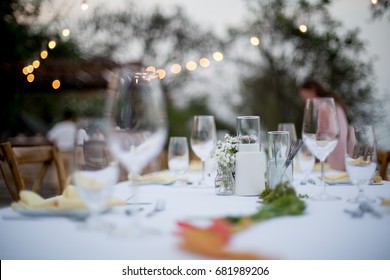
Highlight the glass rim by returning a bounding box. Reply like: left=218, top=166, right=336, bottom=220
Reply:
left=267, top=130, right=290, bottom=135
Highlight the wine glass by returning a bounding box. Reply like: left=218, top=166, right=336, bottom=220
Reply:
left=168, top=137, right=189, bottom=186
left=72, top=117, right=119, bottom=230
left=278, top=123, right=297, bottom=144
left=302, top=98, right=340, bottom=201
left=345, top=125, right=377, bottom=203
left=104, top=65, right=168, bottom=235
left=297, top=142, right=315, bottom=185
left=190, top=115, right=217, bottom=187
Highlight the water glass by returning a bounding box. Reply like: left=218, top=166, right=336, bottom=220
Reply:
left=168, top=137, right=189, bottom=186
left=267, top=159, right=293, bottom=189
left=268, top=131, right=290, bottom=160
left=267, top=131, right=291, bottom=188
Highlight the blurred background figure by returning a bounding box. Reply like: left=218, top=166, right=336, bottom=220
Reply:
left=298, top=78, right=348, bottom=171
left=47, top=109, right=77, bottom=176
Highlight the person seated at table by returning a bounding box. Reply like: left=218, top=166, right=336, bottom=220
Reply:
left=298, top=78, right=348, bottom=171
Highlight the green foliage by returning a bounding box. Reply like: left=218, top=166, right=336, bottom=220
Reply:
left=226, top=182, right=306, bottom=224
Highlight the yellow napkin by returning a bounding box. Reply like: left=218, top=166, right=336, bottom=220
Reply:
left=11, top=185, right=125, bottom=210
left=313, top=162, right=330, bottom=171
left=188, top=160, right=202, bottom=170
left=324, top=172, right=349, bottom=181
left=381, top=198, right=390, bottom=206
left=128, top=171, right=180, bottom=184
left=324, top=171, right=382, bottom=183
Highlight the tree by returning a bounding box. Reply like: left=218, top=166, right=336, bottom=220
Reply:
left=226, top=0, right=379, bottom=135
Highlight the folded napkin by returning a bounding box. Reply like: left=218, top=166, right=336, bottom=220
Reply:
left=188, top=160, right=202, bottom=170
left=324, top=171, right=382, bottom=183
left=128, top=171, right=186, bottom=184
left=11, top=185, right=125, bottom=210
left=381, top=198, right=390, bottom=206
left=324, top=172, right=349, bottom=181
left=313, top=162, right=330, bottom=171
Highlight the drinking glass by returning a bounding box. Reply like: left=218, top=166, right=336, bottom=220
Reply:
left=267, top=131, right=291, bottom=188
left=297, top=142, right=315, bottom=185
left=190, top=115, right=217, bottom=187
left=278, top=123, right=297, bottom=143
left=104, top=65, right=168, bottom=235
left=302, top=97, right=340, bottom=201
left=168, top=137, right=189, bottom=186
left=72, top=117, right=119, bottom=230
left=345, top=125, right=377, bottom=203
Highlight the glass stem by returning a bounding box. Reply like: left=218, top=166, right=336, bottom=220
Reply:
left=201, top=160, right=206, bottom=184
left=321, top=160, right=327, bottom=195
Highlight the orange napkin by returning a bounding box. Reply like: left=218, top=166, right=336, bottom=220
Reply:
left=176, top=218, right=273, bottom=260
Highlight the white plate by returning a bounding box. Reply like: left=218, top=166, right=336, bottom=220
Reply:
left=325, top=180, right=383, bottom=186
left=10, top=207, right=108, bottom=219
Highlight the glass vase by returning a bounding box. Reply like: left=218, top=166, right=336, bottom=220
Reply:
left=215, top=165, right=235, bottom=196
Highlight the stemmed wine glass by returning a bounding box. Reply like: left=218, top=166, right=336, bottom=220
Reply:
left=190, top=115, right=217, bottom=187
left=168, top=137, right=189, bottom=186
left=302, top=98, right=340, bottom=201
left=345, top=125, right=377, bottom=203
left=72, top=117, right=120, bottom=230
left=104, top=65, right=168, bottom=235
left=278, top=123, right=297, bottom=144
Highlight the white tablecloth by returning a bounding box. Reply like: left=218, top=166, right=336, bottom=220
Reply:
left=1, top=172, right=390, bottom=260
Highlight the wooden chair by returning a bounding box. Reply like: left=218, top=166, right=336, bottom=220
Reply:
left=377, top=150, right=390, bottom=181
left=0, top=142, right=66, bottom=201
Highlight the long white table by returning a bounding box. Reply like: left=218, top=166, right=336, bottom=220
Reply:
left=1, top=172, right=390, bottom=260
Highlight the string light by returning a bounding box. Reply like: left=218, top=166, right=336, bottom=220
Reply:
left=32, top=60, right=40, bottom=69
left=27, top=74, right=35, bottom=82
left=186, top=61, right=197, bottom=71
left=62, top=28, right=70, bottom=37
left=170, top=64, right=182, bottom=74
left=156, top=69, right=166, bottom=79
left=213, top=51, right=224, bottom=61
left=250, top=36, right=260, bottom=46
left=199, top=58, right=210, bottom=68
left=299, top=24, right=308, bottom=33
left=81, top=0, right=89, bottom=11
left=48, top=40, right=57, bottom=49
left=40, top=50, right=48, bottom=59
left=52, top=80, right=61, bottom=89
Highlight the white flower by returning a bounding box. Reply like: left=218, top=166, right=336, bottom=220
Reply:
left=214, top=134, right=238, bottom=170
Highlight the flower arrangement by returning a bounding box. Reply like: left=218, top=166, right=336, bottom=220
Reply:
left=239, top=135, right=258, bottom=144
left=215, top=134, right=239, bottom=170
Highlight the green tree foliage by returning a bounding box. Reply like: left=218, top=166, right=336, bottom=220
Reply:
left=227, top=0, right=379, bottom=134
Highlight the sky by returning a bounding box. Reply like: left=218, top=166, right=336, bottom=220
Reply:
left=43, top=0, right=390, bottom=147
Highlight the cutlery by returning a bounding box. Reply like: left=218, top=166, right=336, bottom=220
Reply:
left=344, top=202, right=382, bottom=218
left=146, top=199, right=165, bottom=217
left=280, top=139, right=303, bottom=179
left=359, top=202, right=382, bottom=218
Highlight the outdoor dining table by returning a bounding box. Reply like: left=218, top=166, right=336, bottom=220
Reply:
left=1, top=170, right=390, bottom=260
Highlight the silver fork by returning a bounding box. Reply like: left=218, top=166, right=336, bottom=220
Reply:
left=146, top=199, right=165, bottom=217
left=359, top=202, right=382, bottom=218
left=344, top=208, right=364, bottom=218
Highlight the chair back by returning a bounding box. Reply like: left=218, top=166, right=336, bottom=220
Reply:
left=377, top=150, right=390, bottom=181
left=0, top=142, right=66, bottom=201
